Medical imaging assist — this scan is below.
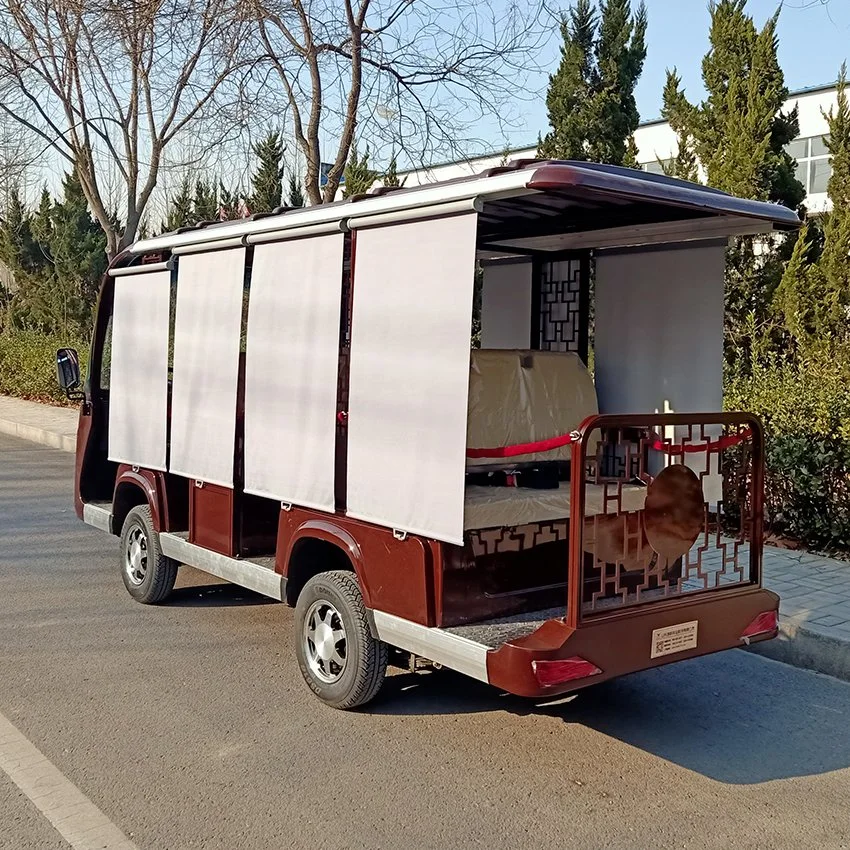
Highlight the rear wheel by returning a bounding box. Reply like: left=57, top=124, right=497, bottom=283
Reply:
left=119, top=505, right=177, bottom=604
left=295, top=570, right=387, bottom=709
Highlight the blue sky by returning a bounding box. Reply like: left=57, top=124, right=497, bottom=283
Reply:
left=501, top=0, right=850, bottom=148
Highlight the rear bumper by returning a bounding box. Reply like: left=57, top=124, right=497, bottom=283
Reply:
left=486, top=587, right=779, bottom=698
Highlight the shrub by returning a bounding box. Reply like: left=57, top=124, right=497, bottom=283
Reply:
left=726, top=349, right=850, bottom=551
left=0, top=329, right=90, bottom=406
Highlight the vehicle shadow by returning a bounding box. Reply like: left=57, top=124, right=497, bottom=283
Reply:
left=374, top=651, right=850, bottom=785
left=168, top=582, right=276, bottom=608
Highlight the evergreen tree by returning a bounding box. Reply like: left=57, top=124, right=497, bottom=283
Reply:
left=660, top=71, right=699, bottom=181
left=0, top=188, right=41, bottom=276
left=0, top=170, right=106, bottom=333
left=538, top=0, right=647, bottom=166
left=49, top=169, right=108, bottom=317
left=661, top=1, right=805, bottom=368
left=249, top=131, right=285, bottom=214
left=287, top=173, right=305, bottom=208
left=775, top=65, right=850, bottom=346
left=382, top=156, right=406, bottom=188
left=342, top=144, right=379, bottom=198
left=163, top=176, right=194, bottom=231
left=218, top=181, right=246, bottom=221
left=662, top=1, right=803, bottom=208
left=193, top=179, right=219, bottom=222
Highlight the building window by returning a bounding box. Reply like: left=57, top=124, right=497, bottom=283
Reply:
left=787, top=135, right=832, bottom=195
left=641, top=159, right=673, bottom=175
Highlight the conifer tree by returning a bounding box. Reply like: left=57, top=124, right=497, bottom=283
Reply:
left=538, top=0, right=647, bottom=166
left=342, top=145, right=379, bottom=198
left=662, top=1, right=802, bottom=208
left=218, top=181, right=246, bottom=221
left=661, top=1, right=805, bottom=367
left=249, top=131, right=285, bottom=214
left=49, top=169, right=107, bottom=315
left=193, top=179, right=219, bottom=222
left=776, top=65, right=850, bottom=345
left=0, top=170, right=106, bottom=333
left=287, top=173, right=305, bottom=208
left=163, top=176, right=194, bottom=232
left=382, top=156, right=406, bottom=188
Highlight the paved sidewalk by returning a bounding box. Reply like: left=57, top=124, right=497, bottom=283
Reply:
left=0, top=395, right=78, bottom=452
left=2, top=392, right=849, bottom=682
left=750, top=548, right=850, bottom=681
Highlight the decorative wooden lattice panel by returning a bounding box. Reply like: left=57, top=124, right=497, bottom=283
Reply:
left=535, top=255, right=589, bottom=360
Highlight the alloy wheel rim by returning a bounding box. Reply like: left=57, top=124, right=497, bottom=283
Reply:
left=303, top=599, right=348, bottom=684
left=124, top=525, right=148, bottom=586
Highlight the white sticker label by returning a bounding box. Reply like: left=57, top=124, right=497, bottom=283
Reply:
left=651, top=620, right=699, bottom=659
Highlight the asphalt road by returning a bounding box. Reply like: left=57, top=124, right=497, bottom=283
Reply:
left=2, top=432, right=850, bottom=850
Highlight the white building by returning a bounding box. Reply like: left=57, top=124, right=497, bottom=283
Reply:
left=394, top=82, right=838, bottom=213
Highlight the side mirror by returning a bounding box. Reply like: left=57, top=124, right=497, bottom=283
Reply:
left=56, top=348, right=82, bottom=399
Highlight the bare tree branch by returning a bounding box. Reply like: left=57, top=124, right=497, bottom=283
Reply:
left=0, top=0, right=251, bottom=257
left=246, top=0, right=548, bottom=203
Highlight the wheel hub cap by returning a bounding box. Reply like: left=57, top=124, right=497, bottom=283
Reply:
left=304, top=600, right=347, bottom=684
left=124, top=525, right=148, bottom=586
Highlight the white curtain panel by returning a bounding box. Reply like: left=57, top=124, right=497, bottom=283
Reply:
left=480, top=260, right=533, bottom=348
left=346, top=212, right=478, bottom=544
left=108, top=269, right=171, bottom=470
left=169, top=248, right=246, bottom=487
left=243, top=233, right=345, bottom=510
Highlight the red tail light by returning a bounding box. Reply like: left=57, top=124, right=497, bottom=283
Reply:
left=741, top=610, right=779, bottom=640
left=532, top=657, right=602, bottom=687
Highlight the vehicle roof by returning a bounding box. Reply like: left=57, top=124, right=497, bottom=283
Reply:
left=127, top=159, right=801, bottom=260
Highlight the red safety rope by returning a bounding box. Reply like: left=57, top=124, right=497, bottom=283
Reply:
left=647, top=427, right=752, bottom=455
left=466, top=426, right=752, bottom=460
left=466, top=431, right=580, bottom=459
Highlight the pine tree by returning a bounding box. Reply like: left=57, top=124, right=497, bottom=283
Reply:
left=249, top=131, right=285, bottom=214
left=662, top=1, right=803, bottom=208
left=218, top=181, right=245, bottom=221
left=538, top=0, right=647, bottom=166
left=49, top=169, right=108, bottom=319
left=342, top=145, right=379, bottom=198
left=776, top=65, right=850, bottom=346
left=163, top=176, right=194, bottom=232
left=661, top=1, right=805, bottom=368
left=660, top=71, right=699, bottom=181
left=0, top=171, right=106, bottom=333
left=382, top=156, right=406, bottom=188
left=193, top=179, right=219, bottom=222
left=287, top=173, right=305, bottom=208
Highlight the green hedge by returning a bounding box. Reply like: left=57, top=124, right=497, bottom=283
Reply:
left=726, top=352, right=850, bottom=551
left=0, top=330, right=90, bottom=406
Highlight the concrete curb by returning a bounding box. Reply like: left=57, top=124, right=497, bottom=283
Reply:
left=0, top=417, right=76, bottom=453
left=747, top=616, right=850, bottom=683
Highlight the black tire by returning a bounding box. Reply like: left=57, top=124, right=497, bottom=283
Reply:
left=295, top=570, right=387, bottom=710
left=119, top=505, right=178, bottom=604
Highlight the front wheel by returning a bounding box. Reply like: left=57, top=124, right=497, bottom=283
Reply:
left=295, top=570, right=387, bottom=709
left=119, top=505, right=177, bottom=604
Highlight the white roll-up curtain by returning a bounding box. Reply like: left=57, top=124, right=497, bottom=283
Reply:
left=108, top=269, right=171, bottom=470
left=346, top=212, right=478, bottom=544
left=243, top=233, right=345, bottom=510
left=480, top=261, right=532, bottom=349
left=169, top=248, right=246, bottom=487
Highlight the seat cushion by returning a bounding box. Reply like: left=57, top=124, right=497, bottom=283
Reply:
left=466, top=349, right=598, bottom=467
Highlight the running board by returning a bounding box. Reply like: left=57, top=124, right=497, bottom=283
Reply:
left=82, top=502, right=113, bottom=534
left=159, top=532, right=285, bottom=601
left=371, top=611, right=490, bottom=683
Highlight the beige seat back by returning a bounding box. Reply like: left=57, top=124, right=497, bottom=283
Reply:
left=467, top=349, right=598, bottom=467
